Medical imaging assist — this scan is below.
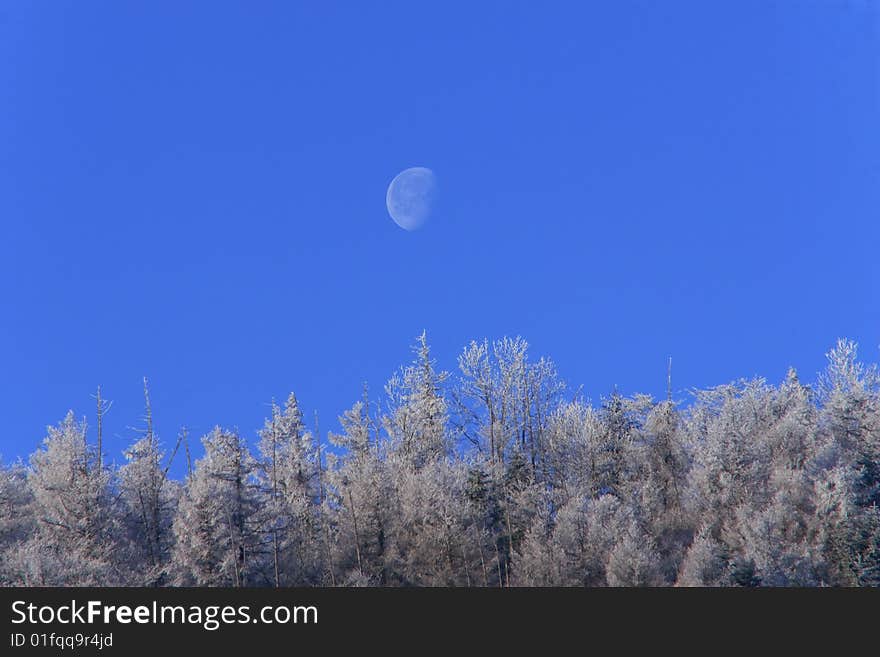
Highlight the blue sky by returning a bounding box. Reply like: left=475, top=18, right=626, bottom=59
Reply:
left=1, top=1, right=877, bottom=473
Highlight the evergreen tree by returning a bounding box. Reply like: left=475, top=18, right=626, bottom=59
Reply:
left=172, top=427, right=260, bottom=586
left=24, top=412, right=120, bottom=585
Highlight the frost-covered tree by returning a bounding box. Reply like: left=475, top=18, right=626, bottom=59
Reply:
left=257, top=392, right=324, bottom=586
left=456, top=337, right=563, bottom=473
left=392, top=458, right=471, bottom=585
left=676, top=527, right=729, bottom=586
left=21, top=412, right=120, bottom=585
left=518, top=493, right=636, bottom=586
left=813, top=340, right=880, bottom=585
left=453, top=337, right=563, bottom=584
left=172, top=427, right=261, bottom=586
left=605, top=522, right=664, bottom=587
left=543, top=400, right=605, bottom=499
left=326, top=400, right=399, bottom=585
left=685, top=381, right=775, bottom=551
left=385, top=332, right=450, bottom=469
left=0, top=459, right=35, bottom=585
left=118, top=379, right=181, bottom=585
left=629, top=399, right=691, bottom=582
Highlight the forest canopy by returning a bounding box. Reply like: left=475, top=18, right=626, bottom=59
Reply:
left=1, top=335, right=878, bottom=587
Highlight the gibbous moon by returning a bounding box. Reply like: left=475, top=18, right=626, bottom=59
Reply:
left=386, top=167, right=437, bottom=231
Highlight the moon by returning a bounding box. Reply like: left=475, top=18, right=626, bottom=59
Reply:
left=386, top=167, right=437, bottom=231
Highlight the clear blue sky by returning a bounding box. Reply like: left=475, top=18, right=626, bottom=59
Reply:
left=1, top=1, right=877, bottom=473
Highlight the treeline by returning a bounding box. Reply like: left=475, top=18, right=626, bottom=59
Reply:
left=1, top=334, right=878, bottom=587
